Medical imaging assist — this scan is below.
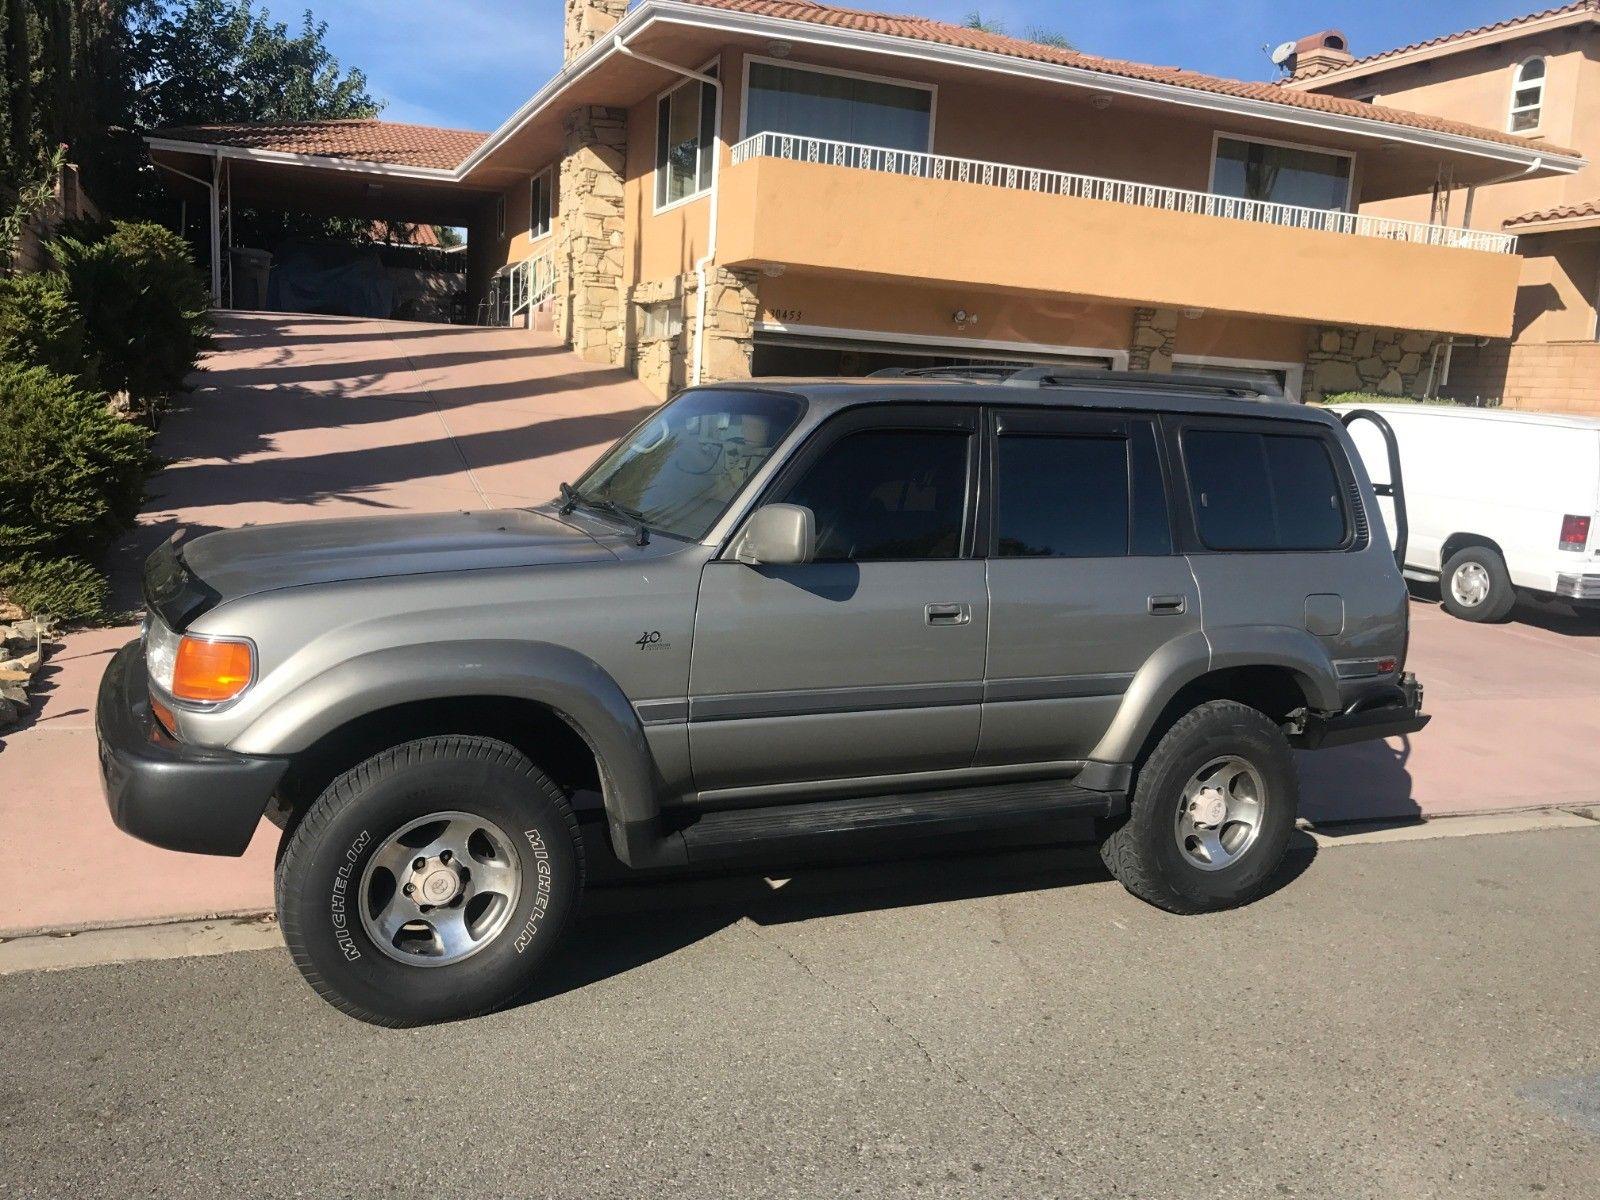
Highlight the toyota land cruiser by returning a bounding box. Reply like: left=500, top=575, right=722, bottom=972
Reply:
left=96, top=369, right=1428, bottom=1025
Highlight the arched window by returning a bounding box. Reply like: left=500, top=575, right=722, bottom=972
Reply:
left=1509, top=58, right=1546, bottom=132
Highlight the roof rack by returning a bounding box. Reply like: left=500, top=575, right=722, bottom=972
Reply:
left=998, top=366, right=1273, bottom=398
left=866, top=364, right=1031, bottom=380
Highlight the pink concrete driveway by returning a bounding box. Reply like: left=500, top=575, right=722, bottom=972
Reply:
left=2, top=312, right=1597, bottom=934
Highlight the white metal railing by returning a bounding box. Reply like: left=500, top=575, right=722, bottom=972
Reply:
left=730, top=132, right=1519, bottom=255
left=484, top=249, right=558, bottom=327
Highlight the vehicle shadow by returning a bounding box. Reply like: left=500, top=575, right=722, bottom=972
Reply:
left=1295, top=734, right=1423, bottom=828
left=507, top=820, right=1318, bottom=1012
left=1409, top=579, right=1599, bottom=638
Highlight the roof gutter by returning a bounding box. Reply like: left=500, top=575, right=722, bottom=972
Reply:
left=613, top=33, right=724, bottom=387
left=1462, top=157, right=1543, bottom=229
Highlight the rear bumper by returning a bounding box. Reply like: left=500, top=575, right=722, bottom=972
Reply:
left=1555, top=572, right=1600, bottom=605
left=96, top=640, right=287, bottom=856
left=1298, top=673, right=1430, bottom=750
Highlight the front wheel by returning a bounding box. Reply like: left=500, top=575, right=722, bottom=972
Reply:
left=276, top=736, right=583, bottom=1026
left=1099, top=701, right=1297, bottom=914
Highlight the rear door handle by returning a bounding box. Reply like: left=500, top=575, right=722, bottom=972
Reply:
left=925, top=603, right=972, bottom=626
left=1148, top=594, right=1187, bottom=615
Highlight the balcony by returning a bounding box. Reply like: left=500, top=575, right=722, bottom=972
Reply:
left=719, top=133, right=1524, bottom=338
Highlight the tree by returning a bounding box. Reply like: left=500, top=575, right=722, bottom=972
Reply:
left=962, top=9, right=1075, bottom=51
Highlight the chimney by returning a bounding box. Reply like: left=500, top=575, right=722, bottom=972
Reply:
left=1289, top=30, right=1354, bottom=80
left=565, top=0, right=628, bottom=64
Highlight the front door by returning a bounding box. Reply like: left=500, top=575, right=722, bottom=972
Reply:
left=689, top=406, right=986, bottom=794
left=979, top=407, right=1200, bottom=765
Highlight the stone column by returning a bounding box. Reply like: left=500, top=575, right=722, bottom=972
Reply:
left=557, top=105, right=627, bottom=366
left=1128, top=307, right=1178, bottom=373
left=564, top=0, right=627, bottom=63
left=686, top=267, right=761, bottom=384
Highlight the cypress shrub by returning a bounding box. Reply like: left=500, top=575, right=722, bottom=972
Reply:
left=0, top=271, right=97, bottom=383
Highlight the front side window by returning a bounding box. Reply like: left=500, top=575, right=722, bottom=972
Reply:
left=575, top=389, right=804, bottom=541
left=1509, top=58, right=1545, bottom=132
left=1183, top=428, right=1348, bottom=551
left=655, top=65, right=718, bottom=208
left=996, top=426, right=1171, bottom=558
left=529, top=169, right=552, bottom=240
left=745, top=60, right=934, bottom=152
left=781, top=428, right=969, bottom=561
left=1211, top=136, right=1352, bottom=211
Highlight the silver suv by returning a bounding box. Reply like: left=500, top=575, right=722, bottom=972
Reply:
left=97, top=370, right=1428, bottom=1025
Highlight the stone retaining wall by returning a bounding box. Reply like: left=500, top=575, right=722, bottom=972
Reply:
left=1303, top=325, right=1443, bottom=404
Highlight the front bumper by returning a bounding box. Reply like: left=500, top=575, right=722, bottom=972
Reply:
left=96, top=639, right=287, bottom=856
left=1298, top=672, right=1431, bottom=750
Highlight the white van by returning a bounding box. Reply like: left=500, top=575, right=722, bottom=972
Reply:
left=1334, top=403, right=1600, bottom=622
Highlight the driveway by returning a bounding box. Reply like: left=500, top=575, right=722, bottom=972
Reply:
left=2, top=311, right=1598, bottom=935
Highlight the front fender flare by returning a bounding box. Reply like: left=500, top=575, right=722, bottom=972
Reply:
left=231, top=640, right=663, bottom=830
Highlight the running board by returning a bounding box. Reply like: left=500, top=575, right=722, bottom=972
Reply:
left=674, top=779, right=1122, bottom=865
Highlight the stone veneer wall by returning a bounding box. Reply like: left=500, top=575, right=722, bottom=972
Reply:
left=629, top=276, right=687, bottom=399
left=1127, top=307, right=1178, bottom=372
left=1302, top=326, right=1443, bottom=404
left=557, top=105, right=628, bottom=366
left=563, top=0, right=626, bottom=63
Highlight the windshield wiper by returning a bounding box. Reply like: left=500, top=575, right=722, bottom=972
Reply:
left=557, top=482, right=650, bottom=546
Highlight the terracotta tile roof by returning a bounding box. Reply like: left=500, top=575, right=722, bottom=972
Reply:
left=150, top=119, right=487, bottom=170
left=681, top=0, right=1579, bottom=157
left=371, top=220, right=444, bottom=246
left=1292, top=1, right=1599, bottom=81
left=1505, top=197, right=1600, bottom=226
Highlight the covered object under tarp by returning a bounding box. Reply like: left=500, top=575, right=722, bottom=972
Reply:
left=266, top=242, right=394, bottom=318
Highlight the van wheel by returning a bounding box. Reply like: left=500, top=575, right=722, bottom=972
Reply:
left=276, top=736, right=583, bottom=1027
left=1099, top=701, right=1297, bottom=914
left=1441, top=546, right=1516, bottom=622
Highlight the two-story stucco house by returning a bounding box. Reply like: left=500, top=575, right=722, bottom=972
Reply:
left=1287, top=2, right=1600, bottom=411
left=145, top=0, right=1584, bottom=403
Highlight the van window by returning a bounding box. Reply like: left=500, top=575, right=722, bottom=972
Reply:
left=1184, top=429, right=1347, bottom=551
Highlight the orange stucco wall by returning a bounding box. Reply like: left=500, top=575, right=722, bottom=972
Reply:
left=1306, top=27, right=1600, bottom=344
left=717, top=154, right=1521, bottom=338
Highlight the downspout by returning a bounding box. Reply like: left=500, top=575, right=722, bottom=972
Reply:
left=154, top=155, right=221, bottom=305
left=613, top=34, right=723, bottom=386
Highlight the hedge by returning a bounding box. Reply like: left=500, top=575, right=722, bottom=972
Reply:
left=0, top=271, right=95, bottom=383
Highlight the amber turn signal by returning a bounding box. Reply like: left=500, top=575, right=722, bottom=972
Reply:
left=171, top=636, right=254, bottom=703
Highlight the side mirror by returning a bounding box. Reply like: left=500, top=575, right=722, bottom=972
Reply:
left=734, top=503, right=815, bottom=566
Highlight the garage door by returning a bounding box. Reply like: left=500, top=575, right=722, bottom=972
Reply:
left=752, top=330, right=1117, bottom=378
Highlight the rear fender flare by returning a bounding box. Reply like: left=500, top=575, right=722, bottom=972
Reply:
left=230, top=640, right=662, bottom=828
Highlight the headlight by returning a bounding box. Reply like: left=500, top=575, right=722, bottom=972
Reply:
left=145, top=619, right=255, bottom=705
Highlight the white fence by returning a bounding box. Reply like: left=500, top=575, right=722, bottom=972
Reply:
left=730, top=132, right=1518, bottom=255
left=485, top=249, right=557, bottom=327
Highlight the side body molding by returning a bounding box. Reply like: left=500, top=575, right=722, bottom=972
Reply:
left=1084, top=625, right=1340, bottom=774
left=230, top=640, right=669, bottom=856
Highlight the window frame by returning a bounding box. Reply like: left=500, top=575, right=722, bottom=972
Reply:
left=983, top=408, right=1176, bottom=561
left=737, top=54, right=939, bottom=151
left=1508, top=56, right=1546, bottom=134
left=493, top=193, right=506, bottom=242
left=724, top=403, right=982, bottom=563
left=653, top=56, right=721, bottom=215
left=1207, top=131, right=1357, bottom=213
left=528, top=165, right=554, bottom=242
left=1166, top=415, right=1361, bottom=555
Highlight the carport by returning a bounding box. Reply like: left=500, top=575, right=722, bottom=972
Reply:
left=145, top=120, right=504, bottom=313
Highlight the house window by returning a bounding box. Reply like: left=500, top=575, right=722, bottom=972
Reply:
left=1509, top=58, right=1545, bottom=132
left=655, top=63, right=718, bottom=210
left=529, top=168, right=552, bottom=240
left=743, top=59, right=934, bottom=152
left=494, top=194, right=506, bottom=241
left=1211, top=135, right=1353, bottom=212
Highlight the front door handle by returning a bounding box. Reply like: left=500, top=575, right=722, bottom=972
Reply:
left=925, top=603, right=972, bottom=626
left=1148, top=594, right=1187, bottom=616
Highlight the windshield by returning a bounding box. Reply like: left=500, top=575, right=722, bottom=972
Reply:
left=574, top=389, right=807, bottom=541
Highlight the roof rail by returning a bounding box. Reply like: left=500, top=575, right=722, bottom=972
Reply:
left=998, top=366, right=1273, bottom=398
left=866, top=364, right=1033, bottom=380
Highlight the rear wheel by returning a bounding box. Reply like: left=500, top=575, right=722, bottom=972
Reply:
left=276, top=736, right=583, bottom=1026
left=1099, top=700, right=1297, bottom=914
left=1441, top=545, right=1516, bottom=622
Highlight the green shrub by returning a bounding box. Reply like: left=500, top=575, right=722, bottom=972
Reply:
left=51, top=219, right=211, bottom=411
left=0, top=363, right=149, bottom=559
left=0, top=271, right=97, bottom=383
left=1317, top=391, right=1463, bottom=408
left=0, top=553, right=107, bottom=622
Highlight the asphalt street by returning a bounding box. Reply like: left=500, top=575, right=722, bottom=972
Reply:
left=2, top=826, right=1597, bottom=1199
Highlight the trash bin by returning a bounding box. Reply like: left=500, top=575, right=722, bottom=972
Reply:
left=229, top=247, right=273, bottom=310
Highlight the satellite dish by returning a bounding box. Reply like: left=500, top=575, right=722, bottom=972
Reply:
left=1270, top=40, right=1298, bottom=66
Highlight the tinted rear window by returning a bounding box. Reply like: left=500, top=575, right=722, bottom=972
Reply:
left=1184, top=429, right=1348, bottom=551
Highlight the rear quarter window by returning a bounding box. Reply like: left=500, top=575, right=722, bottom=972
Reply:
left=1183, top=428, right=1349, bottom=551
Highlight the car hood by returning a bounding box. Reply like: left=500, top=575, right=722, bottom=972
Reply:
left=157, top=507, right=619, bottom=620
